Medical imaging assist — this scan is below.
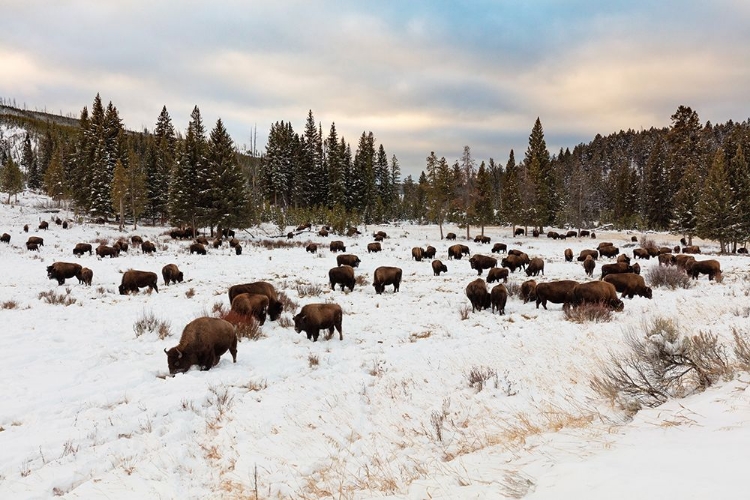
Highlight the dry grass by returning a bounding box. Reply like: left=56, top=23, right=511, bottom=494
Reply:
left=459, top=304, right=471, bottom=320
left=295, top=283, right=323, bottom=297
left=409, top=330, right=432, bottom=342
left=2, top=300, right=18, bottom=309
left=355, top=274, right=369, bottom=287
left=308, top=354, right=319, bottom=367
left=564, top=302, right=613, bottom=323
left=278, top=291, right=298, bottom=314
left=38, top=289, right=76, bottom=306
left=467, top=365, right=497, bottom=392
left=133, top=309, right=172, bottom=339
left=647, top=265, right=692, bottom=289
left=278, top=315, right=294, bottom=328
left=185, top=287, right=196, bottom=298
left=257, top=239, right=305, bottom=250
left=505, top=281, right=521, bottom=297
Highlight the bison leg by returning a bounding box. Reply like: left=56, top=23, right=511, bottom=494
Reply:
left=57, top=278, right=65, bottom=285
left=311, top=329, right=320, bottom=342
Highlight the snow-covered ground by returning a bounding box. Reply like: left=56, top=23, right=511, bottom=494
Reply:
left=0, top=191, right=748, bottom=499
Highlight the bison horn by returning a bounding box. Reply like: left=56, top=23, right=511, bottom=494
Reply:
left=176, top=349, right=182, bottom=359
left=163, top=348, right=168, bottom=354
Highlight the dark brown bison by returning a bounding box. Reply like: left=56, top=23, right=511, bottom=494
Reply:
left=616, top=254, right=631, bottom=264
left=235, top=244, right=242, bottom=255
left=318, top=228, right=329, bottom=237
left=673, top=245, right=681, bottom=253
left=286, top=232, right=294, bottom=239
left=27, top=236, right=44, bottom=247
left=346, top=227, right=362, bottom=237
left=231, top=293, right=269, bottom=325
left=520, top=280, right=537, bottom=303
left=141, top=241, right=156, bottom=254
left=446, top=232, right=457, bottom=240
left=62, top=221, right=69, bottom=229
left=222, top=228, right=236, bottom=239
left=738, top=247, right=748, bottom=254
left=577, top=249, right=599, bottom=261
left=411, top=247, right=425, bottom=261
left=501, top=254, right=525, bottom=273
left=119, top=270, right=159, bottom=295
left=77, top=267, right=93, bottom=286
left=367, top=242, right=381, bottom=253
left=566, top=231, right=578, bottom=239
left=189, top=243, right=207, bottom=255
left=375, top=230, right=388, bottom=239
left=228, top=282, right=283, bottom=320
left=329, top=240, right=346, bottom=252
left=329, top=265, right=356, bottom=292
left=448, top=244, right=464, bottom=260
left=633, top=248, right=651, bottom=260
left=646, top=246, right=661, bottom=258
left=228, top=238, right=240, bottom=248
left=674, top=254, right=696, bottom=270
left=686, top=259, right=722, bottom=281
left=113, top=240, right=129, bottom=253
left=682, top=245, right=701, bottom=254
left=658, top=253, right=675, bottom=266
left=374, top=235, right=384, bottom=242
left=578, top=230, right=590, bottom=237
left=373, top=266, right=402, bottom=294
left=423, top=245, right=437, bottom=259
left=23, top=224, right=28, bottom=232
left=547, top=231, right=559, bottom=239
left=465, top=278, right=490, bottom=312
left=680, top=237, right=687, bottom=246
left=564, top=248, right=573, bottom=262
left=432, top=259, right=448, bottom=276
left=514, top=228, right=525, bottom=236
left=26, top=242, right=39, bottom=251
left=96, top=245, right=119, bottom=258
left=600, top=262, right=634, bottom=279
left=632, top=262, right=641, bottom=275
left=0, top=233, right=9, bottom=243
left=598, top=245, right=619, bottom=258
left=469, top=255, right=497, bottom=276
left=597, top=242, right=614, bottom=250
left=213, top=239, right=223, bottom=249
left=337, top=254, right=361, bottom=268
left=306, top=243, right=318, bottom=253
left=535, top=280, right=579, bottom=310
left=131, top=235, right=143, bottom=245
left=491, top=243, right=507, bottom=254
left=508, top=249, right=523, bottom=256
left=659, top=247, right=673, bottom=255
left=490, top=284, right=508, bottom=315
left=571, top=281, right=624, bottom=311
left=525, top=257, right=545, bottom=277
left=631, top=235, right=638, bottom=242
left=72, top=243, right=92, bottom=256
left=296, top=222, right=312, bottom=231
left=486, top=267, right=509, bottom=284
left=47, top=262, right=83, bottom=285
left=590, top=232, right=596, bottom=239
left=603, top=273, right=653, bottom=299
left=474, top=235, right=491, bottom=244
left=39, top=221, right=49, bottom=230
left=162, top=264, right=184, bottom=285
left=164, top=317, right=237, bottom=375
left=583, top=255, right=596, bottom=277
left=294, top=303, right=343, bottom=342
left=532, top=229, right=540, bottom=237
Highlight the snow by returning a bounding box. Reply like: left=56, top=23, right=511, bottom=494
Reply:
left=0, top=191, right=749, bottom=499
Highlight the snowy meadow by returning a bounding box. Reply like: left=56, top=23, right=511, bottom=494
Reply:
left=1, top=192, right=749, bottom=499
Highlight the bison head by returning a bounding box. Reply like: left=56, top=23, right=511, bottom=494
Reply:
left=611, top=299, right=625, bottom=312
left=118, top=284, right=128, bottom=295
left=644, top=286, right=653, bottom=299
left=440, top=264, right=448, bottom=273
left=269, top=301, right=283, bottom=321
left=293, top=313, right=305, bottom=333
left=176, top=272, right=184, bottom=283
left=373, top=282, right=385, bottom=294
left=164, top=347, right=194, bottom=375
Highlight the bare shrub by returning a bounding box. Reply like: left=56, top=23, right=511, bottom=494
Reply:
left=564, top=302, right=613, bottom=323
left=647, top=265, right=692, bottom=289
left=257, top=239, right=304, bottom=250
left=278, top=315, right=294, bottom=328
left=505, top=281, right=521, bottom=298
left=96, top=286, right=106, bottom=295
left=732, top=329, right=750, bottom=370
left=591, top=317, right=730, bottom=411
left=409, top=330, right=432, bottom=342
left=212, top=301, right=226, bottom=316
left=133, top=309, right=171, bottom=338
left=185, top=287, right=196, bottom=298
left=295, top=283, right=323, bottom=297
left=459, top=304, right=471, bottom=320
left=38, top=289, right=76, bottom=306
left=639, top=236, right=658, bottom=252
left=236, top=318, right=263, bottom=341
left=278, top=291, right=297, bottom=313
left=308, top=354, right=319, bottom=368
left=2, top=300, right=18, bottom=309
left=355, top=274, right=369, bottom=287
left=467, top=365, right=497, bottom=392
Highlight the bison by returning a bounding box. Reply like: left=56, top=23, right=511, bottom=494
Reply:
left=119, top=270, right=159, bottom=295
left=213, top=239, right=223, bottom=249
left=26, top=242, right=39, bottom=251
left=77, top=267, right=93, bottom=286
left=141, top=241, right=156, bottom=254
left=598, top=245, right=619, bottom=258
left=131, top=235, right=143, bottom=245
left=525, top=257, right=545, bottom=277
left=96, top=245, right=119, bottom=259
left=235, top=244, right=242, bottom=255
left=658, top=253, right=675, bottom=266
left=474, top=235, right=491, bottom=244
left=633, top=248, right=651, bottom=260
left=520, top=280, right=537, bottom=303
left=189, top=243, right=207, bottom=255
left=583, top=255, right=596, bottom=277
left=113, top=240, right=129, bottom=253
left=318, top=228, right=329, bottom=237
left=465, top=278, right=490, bottom=312
left=367, top=242, right=381, bottom=253
left=329, top=240, right=346, bottom=252
left=39, top=221, right=49, bottom=230
left=686, top=259, right=722, bottom=281
left=535, top=280, right=579, bottom=310
left=329, top=265, right=356, bottom=292
left=164, top=317, right=237, bottom=375
left=432, top=259, right=448, bottom=276
left=72, top=243, right=93, bottom=256
left=294, top=303, right=343, bottom=342
left=374, top=230, right=387, bottom=239
left=564, top=248, right=573, bottom=262
left=195, top=236, right=209, bottom=245
left=0, top=233, right=9, bottom=243
left=600, top=262, right=635, bottom=279
left=336, top=254, right=361, bottom=268
left=566, top=231, right=578, bottom=239
left=448, top=244, right=465, bottom=260
left=228, top=282, right=283, bottom=320
left=306, top=243, right=318, bottom=253
left=469, top=255, right=497, bottom=276
left=577, top=249, right=598, bottom=261
left=616, top=254, right=630, bottom=264
left=682, top=245, right=701, bottom=254
left=491, top=243, right=507, bottom=254
left=27, top=236, right=44, bottom=247
left=490, top=284, right=508, bottom=315
left=231, top=293, right=269, bottom=325
left=47, top=262, right=83, bottom=285
left=373, top=266, right=402, bottom=294
left=514, top=228, right=525, bottom=237
left=578, top=230, right=590, bottom=237
left=162, top=264, right=184, bottom=285
left=446, top=232, right=457, bottom=240
left=674, top=254, right=696, bottom=270
left=411, top=247, right=425, bottom=261
left=603, top=273, right=653, bottom=299
left=487, top=266, right=509, bottom=284
left=571, top=281, right=624, bottom=311
left=423, top=245, right=437, bottom=259
left=23, top=224, right=29, bottom=232
left=501, top=254, right=525, bottom=273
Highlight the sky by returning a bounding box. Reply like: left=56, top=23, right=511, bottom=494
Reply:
left=2, top=0, right=750, bottom=177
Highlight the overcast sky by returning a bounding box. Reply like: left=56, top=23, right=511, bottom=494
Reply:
left=2, top=1, right=749, bottom=177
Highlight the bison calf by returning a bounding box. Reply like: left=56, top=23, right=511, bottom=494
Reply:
left=490, top=284, right=508, bottom=315
left=231, top=293, right=269, bottom=325
left=162, top=264, right=184, bottom=285
left=164, top=317, right=238, bottom=375
left=294, top=303, right=343, bottom=341
left=77, top=267, right=93, bottom=286
left=432, top=259, right=448, bottom=276
left=228, top=282, right=283, bottom=320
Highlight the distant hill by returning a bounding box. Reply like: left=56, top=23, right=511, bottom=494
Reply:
left=0, top=104, right=80, bottom=129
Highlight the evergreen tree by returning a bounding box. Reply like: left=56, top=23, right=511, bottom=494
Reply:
left=1, top=157, right=24, bottom=203
left=456, top=145, right=477, bottom=238
left=697, top=149, right=733, bottom=252
left=351, top=132, right=376, bottom=220
left=425, top=154, right=453, bottom=238
left=524, top=118, right=556, bottom=228
left=70, top=105, right=90, bottom=211
left=727, top=143, right=750, bottom=248
left=170, top=105, right=207, bottom=235
left=111, top=159, right=128, bottom=231
left=325, top=123, right=345, bottom=208
left=389, top=154, right=401, bottom=219
left=43, top=145, right=69, bottom=204
left=644, top=137, right=670, bottom=229
left=500, top=150, right=520, bottom=225
left=22, top=133, right=41, bottom=190
left=474, top=161, right=494, bottom=233
left=148, top=106, right=176, bottom=223
left=671, top=163, right=700, bottom=243
left=126, top=147, right=148, bottom=230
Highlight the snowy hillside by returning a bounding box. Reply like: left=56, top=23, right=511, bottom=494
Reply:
left=0, top=191, right=748, bottom=499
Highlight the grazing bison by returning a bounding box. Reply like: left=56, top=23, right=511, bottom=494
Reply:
left=296, top=222, right=312, bottom=231
left=432, top=259, right=448, bottom=276
left=583, top=255, right=596, bottom=277
left=119, top=270, right=159, bottom=295
left=228, top=238, right=240, bottom=248
left=374, top=235, right=384, bottom=242
left=222, top=228, right=236, bottom=238
left=131, top=235, right=143, bottom=245
left=597, top=242, right=613, bottom=250
left=213, top=239, right=223, bottom=249
left=231, top=293, right=269, bottom=325
left=306, top=243, right=318, bottom=253
left=633, top=248, right=651, bottom=260
left=367, top=242, right=381, bottom=253
left=162, top=264, right=184, bottom=285
left=234, top=244, right=242, bottom=255
left=411, top=247, right=425, bottom=261
left=738, top=247, right=748, bottom=254
left=373, top=266, right=402, bottom=294
left=520, top=280, right=537, bottom=303
left=571, top=281, right=624, bottom=311
left=547, top=231, right=559, bottom=239
left=446, top=232, right=457, bottom=240
left=673, top=254, right=696, bottom=270
left=600, top=262, right=634, bottom=279
left=164, top=317, right=237, bottom=375
left=62, top=221, right=68, bottom=229
left=577, top=249, right=599, bottom=261
left=374, top=230, right=388, bottom=239
left=141, top=241, right=156, bottom=254
left=492, top=243, right=507, bottom=254
left=686, top=259, right=722, bottom=281
left=598, top=245, right=619, bottom=258
left=501, top=254, right=526, bottom=273
left=525, top=257, right=545, bottom=277
left=566, top=231, right=578, bottom=239
left=535, top=280, right=579, bottom=310
left=616, top=254, right=631, bottom=264
left=423, top=245, right=437, bottom=259
left=631, top=236, right=638, bottom=242
left=77, top=267, right=93, bottom=286
left=448, top=244, right=465, bottom=260
left=27, top=236, right=44, bottom=247
left=189, top=242, right=207, bottom=255
left=318, top=228, right=329, bottom=237
left=564, top=248, right=573, bottom=262
left=474, top=235, right=491, bottom=244
left=682, top=245, right=701, bottom=254
left=603, top=273, right=653, bottom=299
left=0, top=233, right=9, bottom=243
left=113, top=240, right=129, bottom=253
left=96, top=245, right=119, bottom=258
left=487, top=267, right=509, bottom=284
left=336, top=254, right=361, bottom=268
left=23, top=224, right=28, bottom=232
left=329, top=265, right=356, bottom=292
left=329, top=240, right=346, bottom=252
left=632, top=262, right=641, bottom=275
left=346, top=227, right=361, bottom=237
left=465, top=278, right=490, bottom=312
left=578, top=230, right=590, bottom=237
left=39, top=221, right=49, bottom=230
left=658, top=253, right=675, bottom=266
left=26, top=242, right=39, bottom=251
left=228, top=282, right=283, bottom=320
left=532, top=229, right=540, bottom=237
left=490, top=284, right=508, bottom=315
left=47, top=262, right=83, bottom=285
left=514, top=228, right=525, bottom=237
left=294, top=303, right=343, bottom=342
left=469, top=255, right=497, bottom=276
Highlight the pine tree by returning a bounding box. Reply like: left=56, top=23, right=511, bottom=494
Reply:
left=70, top=105, right=90, bottom=212
left=524, top=118, right=556, bottom=228
left=727, top=143, right=750, bottom=248
left=425, top=155, right=453, bottom=238
left=644, top=138, right=670, bottom=229
left=389, top=154, right=401, bottom=219
left=351, top=132, right=376, bottom=220
left=111, top=159, right=128, bottom=231
left=456, top=145, right=477, bottom=238
left=325, top=123, right=345, bottom=208
left=170, top=106, right=207, bottom=235
left=126, top=148, right=148, bottom=230
left=43, top=145, right=69, bottom=204
left=671, top=163, right=700, bottom=243
left=1, top=157, right=24, bottom=203
left=149, top=106, right=176, bottom=223
left=474, top=161, right=494, bottom=234
left=500, top=150, right=520, bottom=225
left=22, top=133, right=41, bottom=190
left=697, top=149, right=733, bottom=252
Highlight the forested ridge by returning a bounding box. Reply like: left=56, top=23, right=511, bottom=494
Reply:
left=1, top=98, right=749, bottom=250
